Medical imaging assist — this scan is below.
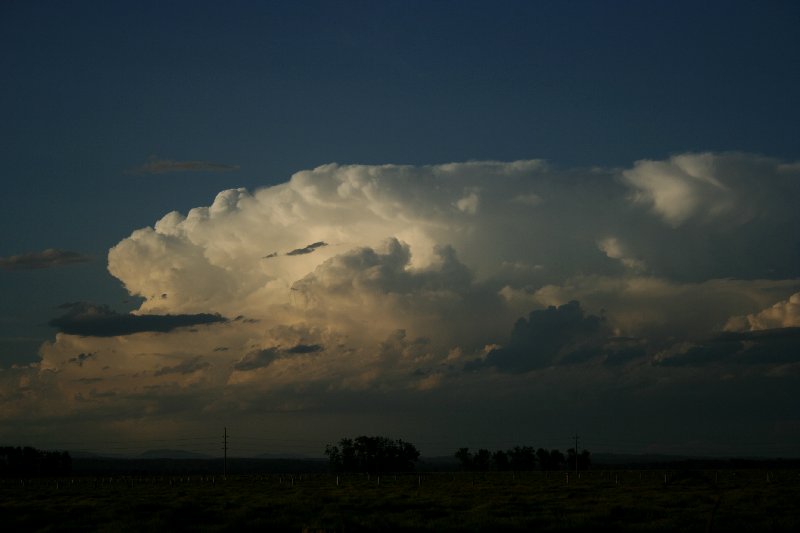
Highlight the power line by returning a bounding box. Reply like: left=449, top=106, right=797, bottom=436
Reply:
left=223, top=427, right=228, bottom=478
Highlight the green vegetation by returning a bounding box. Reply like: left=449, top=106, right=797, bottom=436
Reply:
left=0, top=469, right=798, bottom=531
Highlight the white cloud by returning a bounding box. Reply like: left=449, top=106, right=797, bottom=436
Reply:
left=597, top=237, right=646, bottom=272
left=5, top=153, right=800, bottom=451
left=78, top=154, right=800, bottom=381
left=455, top=190, right=480, bottom=214
left=621, top=152, right=799, bottom=229
left=725, top=292, right=800, bottom=331
left=622, top=153, right=736, bottom=227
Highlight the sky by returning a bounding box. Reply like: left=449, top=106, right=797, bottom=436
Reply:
left=1, top=0, right=799, bottom=458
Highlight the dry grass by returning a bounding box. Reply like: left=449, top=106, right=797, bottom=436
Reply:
left=1, top=469, right=798, bottom=532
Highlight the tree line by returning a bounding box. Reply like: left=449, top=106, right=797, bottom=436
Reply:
left=325, top=436, right=420, bottom=473
left=455, top=446, right=591, bottom=471
left=0, top=446, right=72, bottom=477
left=323, top=436, right=591, bottom=473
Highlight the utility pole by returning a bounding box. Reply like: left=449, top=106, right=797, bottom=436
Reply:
left=223, top=427, right=228, bottom=478
left=573, top=434, right=579, bottom=474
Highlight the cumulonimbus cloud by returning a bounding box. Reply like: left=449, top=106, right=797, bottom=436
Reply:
left=4, top=153, right=800, bottom=451
left=92, top=154, right=800, bottom=374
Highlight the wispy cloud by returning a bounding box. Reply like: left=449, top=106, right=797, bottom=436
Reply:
left=0, top=249, right=91, bottom=271
left=653, top=327, right=800, bottom=367
left=154, top=356, right=210, bottom=376
left=286, top=241, right=328, bottom=256
left=233, top=343, right=325, bottom=371
left=49, top=302, right=227, bottom=337
left=127, top=156, right=239, bottom=175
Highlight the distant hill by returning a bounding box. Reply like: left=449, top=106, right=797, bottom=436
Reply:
left=138, top=449, right=214, bottom=459
left=69, top=450, right=133, bottom=459
left=591, top=453, right=800, bottom=469
left=592, top=453, right=693, bottom=465
left=253, top=452, right=314, bottom=459
left=70, top=456, right=328, bottom=475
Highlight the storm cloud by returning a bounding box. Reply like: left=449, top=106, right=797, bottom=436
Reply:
left=50, top=155, right=800, bottom=387
left=654, top=327, right=800, bottom=367
left=470, top=301, right=611, bottom=373
left=6, top=153, right=800, bottom=456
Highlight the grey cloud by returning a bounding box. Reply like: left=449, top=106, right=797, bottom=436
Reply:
left=601, top=337, right=648, bottom=366
left=714, top=327, right=800, bottom=366
left=618, top=154, right=800, bottom=281
left=232, top=315, right=259, bottom=323
left=127, top=156, right=239, bottom=174
left=726, top=292, right=800, bottom=331
left=73, top=377, right=103, bottom=383
left=622, top=153, right=798, bottom=228
left=654, top=327, right=800, bottom=367
left=470, top=301, right=611, bottom=373
left=293, top=238, right=472, bottom=296
left=234, top=343, right=325, bottom=371
left=67, top=353, right=95, bottom=367
left=286, top=241, right=328, bottom=256
left=0, top=249, right=91, bottom=271
left=289, top=238, right=509, bottom=354
left=285, top=343, right=324, bottom=354
left=49, top=302, right=227, bottom=337
left=154, top=356, right=210, bottom=376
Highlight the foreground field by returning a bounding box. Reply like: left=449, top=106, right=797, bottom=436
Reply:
left=1, top=469, right=798, bottom=532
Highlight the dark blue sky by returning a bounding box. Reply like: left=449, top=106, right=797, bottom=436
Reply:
left=1, top=1, right=800, bottom=456
left=3, top=1, right=798, bottom=256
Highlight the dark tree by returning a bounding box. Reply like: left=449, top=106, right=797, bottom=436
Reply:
left=473, top=448, right=491, bottom=471
left=536, top=448, right=566, bottom=471
left=508, top=445, right=537, bottom=471
left=581, top=449, right=591, bottom=470
left=455, top=447, right=473, bottom=470
left=456, top=445, right=539, bottom=471
left=566, top=448, right=592, bottom=470
left=324, top=436, right=420, bottom=473
left=324, top=444, right=342, bottom=471
left=491, top=450, right=509, bottom=471
left=550, top=449, right=566, bottom=470
left=0, top=447, right=71, bottom=477
left=567, top=448, right=592, bottom=470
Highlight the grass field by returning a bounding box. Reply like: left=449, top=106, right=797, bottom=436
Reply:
left=1, top=469, right=798, bottom=532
